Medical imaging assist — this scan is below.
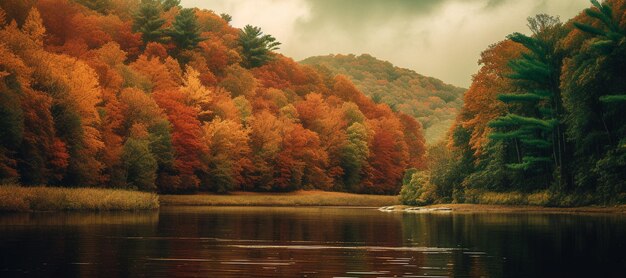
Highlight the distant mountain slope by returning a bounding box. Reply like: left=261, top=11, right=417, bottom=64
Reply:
left=301, top=54, right=465, bottom=142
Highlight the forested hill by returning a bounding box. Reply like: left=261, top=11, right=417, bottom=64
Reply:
left=0, top=0, right=426, bottom=195
left=399, top=0, right=626, bottom=206
left=301, top=54, right=465, bottom=143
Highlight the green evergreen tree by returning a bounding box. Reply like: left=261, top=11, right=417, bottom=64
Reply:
left=161, top=0, right=180, bottom=11
left=563, top=0, right=626, bottom=200
left=168, top=8, right=204, bottom=50
left=574, top=0, right=626, bottom=107
left=238, top=25, right=281, bottom=68
left=488, top=14, right=569, bottom=189
left=220, top=13, right=232, bottom=23
left=133, top=0, right=166, bottom=44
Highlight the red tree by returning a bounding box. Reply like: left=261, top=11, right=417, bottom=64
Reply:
left=154, top=90, right=207, bottom=192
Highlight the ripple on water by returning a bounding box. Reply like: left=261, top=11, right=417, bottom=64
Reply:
left=226, top=244, right=464, bottom=253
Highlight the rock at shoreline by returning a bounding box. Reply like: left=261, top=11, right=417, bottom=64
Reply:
left=378, top=205, right=452, bottom=213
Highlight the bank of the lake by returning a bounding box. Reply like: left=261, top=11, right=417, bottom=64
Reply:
left=0, top=185, right=159, bottom=212
left=4, top=185, right=625, bottom=213
left=160, top=190, right=400, bottom=207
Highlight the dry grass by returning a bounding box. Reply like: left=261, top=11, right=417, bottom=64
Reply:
left=463, top=189, right=601, bottom=207
left=464, top=189, right=551, bottom=206
left=0, top=185, right=159, bottom=212
left=160, top=190, right=399, bottom=207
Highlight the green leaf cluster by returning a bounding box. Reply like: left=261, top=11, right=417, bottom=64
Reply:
left=238, top=25, right=281, bottom=68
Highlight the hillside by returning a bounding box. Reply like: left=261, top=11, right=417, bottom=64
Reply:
left=0, top=0, right=426, bottom=195
left=301, top=54, right=465, bottom=143
left=407, top=0, right=626, bottom=205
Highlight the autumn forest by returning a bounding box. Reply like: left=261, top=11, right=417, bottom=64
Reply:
left=0, top=0, right=625, bottom=205
left=0, top=0, right=427, bottom=195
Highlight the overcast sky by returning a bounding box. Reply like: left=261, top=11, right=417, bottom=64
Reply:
left=181, top=0, right=590, bottom=87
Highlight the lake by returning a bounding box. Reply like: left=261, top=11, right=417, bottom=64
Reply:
left=1, top=206, right=625, bottom=277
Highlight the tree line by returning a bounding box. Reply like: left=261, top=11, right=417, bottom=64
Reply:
left=402, top=0, right=626, bottom=205
left=301, top=54, right=465, bottom=143
left=0, top=0, right=426, bottom=194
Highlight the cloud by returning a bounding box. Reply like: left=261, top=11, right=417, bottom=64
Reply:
left=182, top=0, right=311, bottom=44
left=181, top=0, right=590, bottom=87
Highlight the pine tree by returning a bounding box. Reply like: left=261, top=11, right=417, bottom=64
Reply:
left=133, top=0, right=166, bottom=44
left=238, top=25, right=281, bottom=68
left=161, top=0, right=180, bottom=11
left=574, top=0, right=626, bottom=106
left=168, top=8, right=204, bottom=50
left=563, top=0, right=626, bottom=198
left=220, top=13, right=232, bottom=23
left=488, top=14, right=568, bottom=188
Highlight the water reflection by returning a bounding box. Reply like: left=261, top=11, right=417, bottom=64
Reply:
left=0, top=207, right=625, bottom=277
left=0, top=210, right=158, bottom=226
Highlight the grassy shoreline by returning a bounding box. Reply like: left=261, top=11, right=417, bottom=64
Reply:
left=2, top=185, right=623, bottom=213
left=160, top=190, right=400, bottom=207
left=0, top=185, right=159, bottom=212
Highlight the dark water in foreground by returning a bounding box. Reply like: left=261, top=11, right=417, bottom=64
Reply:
left=1, top=207, right=625, bottom=277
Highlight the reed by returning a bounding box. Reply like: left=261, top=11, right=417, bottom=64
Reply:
left=0, top=185, right=159, bottom=212
left=160, top=190, right=399, bottom=207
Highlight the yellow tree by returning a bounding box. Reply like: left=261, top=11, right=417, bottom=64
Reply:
left=131, top=54, right=180, bottom=92
left=21, top=7, right=45, bottom=46
left=180, top=66, right=213, bottom=120
left=201, top=117, right=252, bottom=192
left=247, top=110, right=282, bottom=190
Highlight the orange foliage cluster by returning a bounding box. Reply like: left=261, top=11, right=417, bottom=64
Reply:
left=0, top=0, right=426, bottom=194
left=301, top=54, right=465, bottom=142
left=455, top=40, right=525, bottom=156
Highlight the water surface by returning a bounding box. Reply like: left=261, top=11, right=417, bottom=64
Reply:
left=1, top=206, right=625, bottom=277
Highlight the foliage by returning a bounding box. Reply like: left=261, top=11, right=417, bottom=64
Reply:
left=133, top=0, right=166, bottom=43
left=340, top=122, right=369, bottom=191
left=168, top=8, right=204, bottom=50
left=238, top=25, right=281, bottom=68
left=122, top=124, right=158, bottom=191
left=456, top=39, right=524, bottom=173
left=429, top=127, right=474, bottom=202
left=0, top=1, right=426, bottom=196
left=399, top=170, right=436, bottom=206
left=75, top=0, right=111, bottom=13
left=161, top=0, right=180, bottom=11
left=436, top=0, right=626, bottom=205
left=301, top=54, right=465, bottom=142
left=201, top=117, right=251, bottom=193
left=489, top=14, right=566, bottom=185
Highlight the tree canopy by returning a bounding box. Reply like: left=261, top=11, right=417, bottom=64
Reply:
left=238, top=24, right=281, bottom=68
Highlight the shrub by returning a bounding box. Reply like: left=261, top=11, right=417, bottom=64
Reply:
left=399, top=171, right=436, bottom=206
